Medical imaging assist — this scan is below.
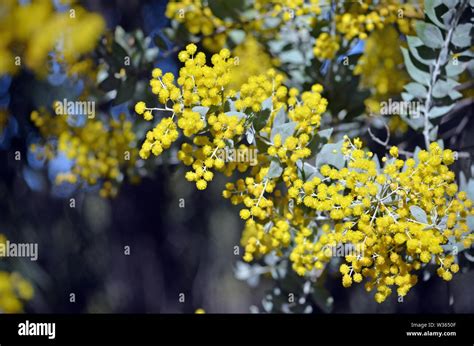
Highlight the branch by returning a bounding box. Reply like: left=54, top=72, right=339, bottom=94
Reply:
left=422, top=0, right=469, bottom=149
left=368, top=122, right=414, bottom=157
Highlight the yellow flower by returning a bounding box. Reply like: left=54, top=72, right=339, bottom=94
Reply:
left=0, top=1, right=105, bottom=77
left=389, top=146, right=399, bottom=158
left=31, top=109, right=138, bottom=197
left=196, top=179, right=207, bottom=190
left=0, top=262, right=34, bottom=313
left=135, top=101, right=146, bottom=115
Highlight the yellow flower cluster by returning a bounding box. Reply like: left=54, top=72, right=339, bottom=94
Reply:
left=268, top=133, right=312, bottom=169
left=313, top=33, right=340, bottom=60
left=136, top=45, right=325, bottom=196
left=335, top=2, right=419, bottom=41
left=31, top=109, right=138, bottom=197
left=287, top=84, right=327, bottom=131
left=139, top=117, right=179, bottom=159
left=0, top=235, right=34, bottom=313
left=137, top=45, right=285, bottom=190
left=289, top=139, right=473, bottom=302
left=140, top=44, right=235, bottom=112
left=136, top=44, right=248, bottom=189
left=312, top=1, right=421, bottom=62
left=236, top=71, right=284, bottom=113
left=0, top=0, right=105, bottom=76
left=229, top=37, right=277, bottom=90
left=313, top=1, right=422, bottom=59
left=234, top=68, right=287, bottom=135
left=223, top=85, right=327, bottom=262
left=354, top=26, right=409, bottom=114
left=225, top=166, right=276, bottom=220
left=138, top=45, right=472, bottom=303
left=137, top=46, right=327, bottom=195
left=241, top=217, right=292, bottom=262
left=255, top=0, right=321, bottom=21
left=165, top=0, right=228, bottom=52
left=166, top=0, right=321, bottom=52
left=0, top=271, right=34, bottom=313
left=181, top=137, right=227, bottom=190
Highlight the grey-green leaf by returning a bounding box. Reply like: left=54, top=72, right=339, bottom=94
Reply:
left=273, top=107, right=285, bottom=126
left=429, top=125, right=439, bottom=141
left=407, top=36, right=437, bottom=64
left=441, top=8, right=455, bottom=26
left=280, top=49, right=305, bottom=65
left=208, top=0, right=243, bottom=20
left=415, top=22, right=444, bottom=49
left=401, top=92, right=415, bottom=102
left=262, top=96, right=273, bottom=111
left=296, top=161, right=322, bottom=181
left=452, top=24, right=472, bottom=48
left=246, top=127, right=255, bottom=145
left=442, top=0, right=457, bottom=8
left=467, top=178, right=474, bottom=201
left=114, top=77, right=136, bottom=105
left=401, top=47, right=431, bottom=86
left=445, top=58, right=467, bottom=76
left=410, top=205, right=428, bottom=224
left=192, top=106, right=210, bottom=117
left=307, top=128, right=333, bottom=154
left=425, top=0, right=446, bottom=28
left=267, top=160, right=283, bottom=179
left=429, top=104, right=454, bottom=118
left=432, top=78, right=460, bottom=98
left=315, top=140, right=345, bottom=170
left=404, top=82, right=427, bottom=98
left=319, top=128, right=334, bottom=140
left=228, top=30, right=246, bottom=45
left=271, top=121, right=297, bottom=142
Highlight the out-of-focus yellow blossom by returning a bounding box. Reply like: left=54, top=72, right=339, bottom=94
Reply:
left=313, top=33, right=340, bottom=60
left=166, top=0, right=321, bottom=52
left=335, top=1, right=421, bottom=41
left=312, top=1, right=421, bottom=62
left=31, top=109, right=138, bottom=198
left=0, top=0, right=105, bottom=76
left=165, top=0, right=229, bottom=52
left=256, top=0, right=321, bottom=18
left=0, top=235, right=34, bottom=313
left=388, top=115, right=409, bottom=135
left=67, top=58, right=98, bottom=80
left=354, top=26, right=409, bottom=114
left=229, top=37, right=277, bottom=90
left=0, top=271, right=34, bottom=313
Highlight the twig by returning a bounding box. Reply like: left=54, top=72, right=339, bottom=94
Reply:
left=368, top=123, right=390, bottom=147
left=368, top=122, right=414, bottom=157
